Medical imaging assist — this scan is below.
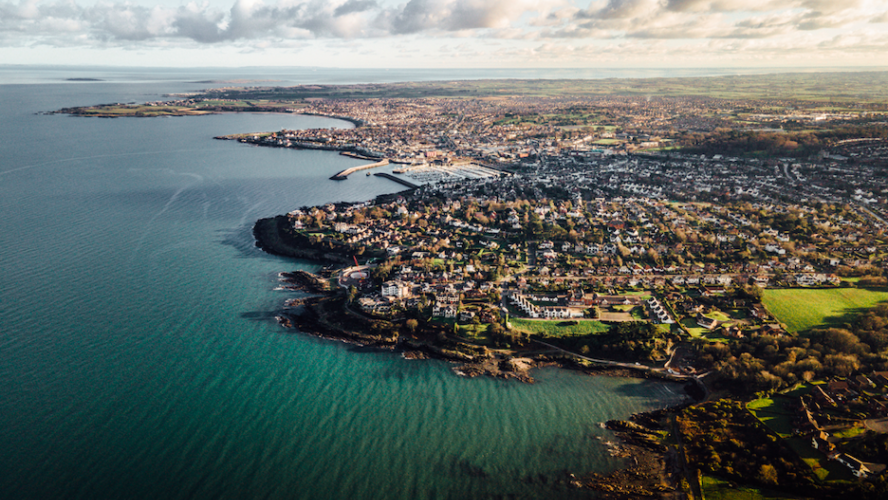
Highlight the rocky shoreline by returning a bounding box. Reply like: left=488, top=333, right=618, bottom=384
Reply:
left=274, top=291, right=699, bottom=497
left=275, top=273, right=705, bottom=392
left=571, top=412, right=692, bottom=499
left=253, top=216, right=354, bottom=263
left=275, top=291, right=545, bottom=383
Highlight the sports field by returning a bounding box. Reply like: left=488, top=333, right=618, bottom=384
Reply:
left=762, top=287, right=888, bottom=333
left=510, top=318, right=609, bottom=337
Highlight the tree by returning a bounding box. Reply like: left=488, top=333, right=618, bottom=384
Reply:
left=757, top=464, right=778, bottom=485
left=405, top=319, right=418, bottom=334
left=739, top=284, right=764, bottom=302
left=347, top=285, right=358, bottom=303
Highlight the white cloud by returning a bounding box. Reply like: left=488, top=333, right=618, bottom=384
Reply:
left=0, top=0, right=885, bottom=67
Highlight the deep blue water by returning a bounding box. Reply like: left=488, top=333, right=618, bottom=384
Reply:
left=0, top=77, right=687, bottom=499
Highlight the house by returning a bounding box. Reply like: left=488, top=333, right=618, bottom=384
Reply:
left=811, top=431, right=835, bottom=455
left=542, top=307, right=572, bottom=319
left=827, top=380, right=856, bottom=401
left=695, top=314, right=718, bottom=330
left=834, top=454, right=871, bottom=478
left=567, top=289, right=587, bottom=307
left=750, top=304, right=769, bottom=320
left=433, top=304, right=457, bottom=319
left=812, top=386, right=836, bottom=407
left=758, top=324, right=785, bottom=337
left=720, top=325, right=743, bottom=338
left=872, top=371, right=888, bottom=387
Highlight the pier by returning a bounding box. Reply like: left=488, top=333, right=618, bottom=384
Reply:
left=374, top=172, right=420, bottom=189
left=340, top=151, right=384, bottom=161
left=330, top=159, right=390, bottom=180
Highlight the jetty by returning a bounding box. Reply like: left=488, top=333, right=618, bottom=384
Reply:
left=340, top=151, right=383, bottom=161
left=330, top=159, right=390, bottom=180
left=374, top=172, right=420, bottom=189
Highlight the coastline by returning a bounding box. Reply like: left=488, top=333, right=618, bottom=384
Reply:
left=257, top=209, right=704, bottom=496
left=257, top=214, right=702, bottom=386
left=273, top=270, right=701, bottom=497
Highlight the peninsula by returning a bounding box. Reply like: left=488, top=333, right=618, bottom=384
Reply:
left=57, top=72, right=888, bottom=499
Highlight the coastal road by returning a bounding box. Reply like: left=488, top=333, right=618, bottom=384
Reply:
left=865, top=417, right=888, bottom=433
left=531, top=338, right=710, bottom=400
left=530, top=339, right=691, bottom=378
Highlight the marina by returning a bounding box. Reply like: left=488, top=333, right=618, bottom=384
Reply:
left=395, top=162, right=505, bottom=184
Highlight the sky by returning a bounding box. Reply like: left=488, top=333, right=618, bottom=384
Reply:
left=1, top=0, right=888, bottom=68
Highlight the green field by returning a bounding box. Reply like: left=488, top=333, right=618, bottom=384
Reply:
left=510, top=318, right=609, bottom=337
left=701, top=475, right=801, bottom=500
left=747, top=397, right=796, bottom=437
left=681, top=318, right=708, bottom=338
left=762, top=288, right=888, bottom=333
left=832, top=425, right=865, bottom=439
left=708, top=311, right=733, bottom=322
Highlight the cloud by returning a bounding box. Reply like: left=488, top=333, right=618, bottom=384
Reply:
left=0, top=0, right=884, bottom=55
left=334, top=0, right=377, bottom=17
left=576, top=0, right=658, bottom=20
left=375, top=0, right=544, bottom=35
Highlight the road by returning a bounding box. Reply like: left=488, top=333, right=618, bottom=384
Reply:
left=531, top=338, right=693, bottom=378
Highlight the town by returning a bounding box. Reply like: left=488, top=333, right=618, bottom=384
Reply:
left=249, top=90, right=888, bottom=499
left=61, top=77, right=888, bottom=499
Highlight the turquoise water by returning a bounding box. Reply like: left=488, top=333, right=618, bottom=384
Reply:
left=0, top=81, right=687, bottom=499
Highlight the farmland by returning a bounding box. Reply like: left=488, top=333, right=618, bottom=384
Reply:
left=762, top=288, right=888, bottom=334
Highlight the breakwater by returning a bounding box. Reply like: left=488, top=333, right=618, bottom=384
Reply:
left=374, top=172, right=420, bottom=189
left=330, top=159, right=390, bottom=180
left=340, top=151, right=384, bottom=161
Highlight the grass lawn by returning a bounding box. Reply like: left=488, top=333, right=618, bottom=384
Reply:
left=681, top=318, right=708, bottom=338
left=701, top=475, right=800, bottom=500
left=438, top=321, right=495, bottom=345
left=747, top=397, right=796, bottom=437
left=511, top=318, right=609, bottom=337
left=708, top=311, right=733, bottom=322
left=656, top=324, right=674, bottom=334
left=762, top=287, right=888, bottom=334
left=781, top=381, right=824, bottom=398
left=729, top=309, right=749, bottom=320
left=832, top=425, right=865, bottom=439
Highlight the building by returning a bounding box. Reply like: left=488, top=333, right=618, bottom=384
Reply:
left=381, top=281, right=410, bottom=299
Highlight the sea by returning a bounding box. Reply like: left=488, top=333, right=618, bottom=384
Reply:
left=0, top=66, right=695, bottom=500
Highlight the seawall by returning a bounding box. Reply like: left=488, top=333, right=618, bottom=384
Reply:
left=374, top=172, right=420, bottom=189
left=330, top=159, right=390, bottom=180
